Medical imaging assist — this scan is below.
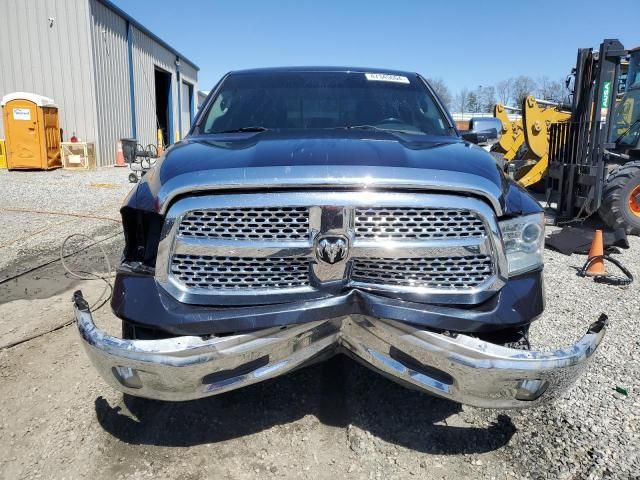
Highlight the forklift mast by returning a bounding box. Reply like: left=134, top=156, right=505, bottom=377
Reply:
left=547, top=39, right=627, bottom=221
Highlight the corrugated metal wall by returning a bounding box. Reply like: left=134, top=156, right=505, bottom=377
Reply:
left=129, top=28, right=198, bottom=150
left=179, top=62, right=198, bottom=136
left=130, top=26, right=176, bottom=149
left=89, top=0, right=198, bottom=165
left=0, top=0, right=97, bottom=143
left=88, top=0, right=131, bottom=166
left=1, top=0, right=198, bottom=166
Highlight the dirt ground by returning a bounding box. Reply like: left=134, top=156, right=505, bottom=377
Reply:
left=0, top=169, right=638, bottom=480
left=0, top=236, right=516, bottom=480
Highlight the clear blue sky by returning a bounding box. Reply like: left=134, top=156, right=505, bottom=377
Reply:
left=113, top=0, right=640, bottom=95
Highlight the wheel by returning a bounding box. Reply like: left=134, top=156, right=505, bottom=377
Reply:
left=599, top=161, right=640, bottom=235
left=128, top=172, right=139, bottom=183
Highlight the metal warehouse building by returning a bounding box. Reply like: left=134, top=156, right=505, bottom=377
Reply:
left=0, top=0, right=199, bottom=166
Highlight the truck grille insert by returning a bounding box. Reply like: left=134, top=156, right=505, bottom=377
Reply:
left=355, top=208, right=486, bottom=240
left=178, top=207, right=309, bottom=241
left=171, top=254, right=310, bottom=289
left=351, top=255, right=493, bottom=289
left=159, top=192, right=504, bottom=304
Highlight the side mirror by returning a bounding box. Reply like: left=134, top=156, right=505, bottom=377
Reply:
left=461, top=128, right=498, bottom=146
left=461, top=117, right=502, bottom=146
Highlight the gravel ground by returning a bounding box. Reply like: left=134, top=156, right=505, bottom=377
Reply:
left=0, top=168, right=131, bottom=280
left=0, top=169, right=638, bottom=479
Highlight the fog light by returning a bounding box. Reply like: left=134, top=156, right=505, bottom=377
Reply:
left=515, top=379, right=548, bottom=401
left=112, top=366, right=143, bottom=389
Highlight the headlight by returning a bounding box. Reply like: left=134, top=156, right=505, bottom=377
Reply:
left=499, top=213, right=545, bottom=275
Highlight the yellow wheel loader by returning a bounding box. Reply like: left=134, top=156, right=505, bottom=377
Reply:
left=492, top=97, right=570, bottom=188
left=492, top=103, right=524, bottom=161
left=516, top=97, right=571, bottom=187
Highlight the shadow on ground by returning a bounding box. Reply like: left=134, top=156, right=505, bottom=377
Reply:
left=95, top=355, right=515, bottom=454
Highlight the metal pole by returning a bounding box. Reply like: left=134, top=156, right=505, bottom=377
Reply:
left=126, top=21, right=137, bottom=139
left=176, top=58, right=182, bottom=141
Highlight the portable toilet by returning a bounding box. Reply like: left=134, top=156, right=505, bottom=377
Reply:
left=1, top=92, right=61, bottom=170
left=0, top=140, right=6, bottom=169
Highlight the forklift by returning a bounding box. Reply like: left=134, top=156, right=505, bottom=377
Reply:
left=546, top=39, right=640, bottom=234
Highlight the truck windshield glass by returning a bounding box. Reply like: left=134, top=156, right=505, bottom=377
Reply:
left=201, top=71, right=454, bottom=136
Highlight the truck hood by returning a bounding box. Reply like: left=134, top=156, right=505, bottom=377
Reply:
left=132, top=130, right=536, bottom=216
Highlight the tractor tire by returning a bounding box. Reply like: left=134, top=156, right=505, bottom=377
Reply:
left=599, top=161, right=640, bottom=235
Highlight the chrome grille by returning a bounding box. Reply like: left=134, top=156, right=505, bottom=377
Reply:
left=158, top=192, right=505, bottom=305
left=351, top=255, right=493, bottom=289
left=355, top=207, right=486, bottom=240
left=170, top=254, right=310, bottom=289
left=178, top=207, right=309, bottom=241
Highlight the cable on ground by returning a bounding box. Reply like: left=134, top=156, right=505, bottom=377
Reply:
left=0, top=207, right=121, bottom=223
left=60, top=233, right=114, bottom=311
left=577, top=255, right=634, bottom=286
left=1, top=232, right=120, bottom=350
left=0, top=230, right=122, bottom=285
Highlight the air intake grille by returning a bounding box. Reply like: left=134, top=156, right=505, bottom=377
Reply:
left=160, top=192, right=502, bottom=304
left=351, top=255, right=493, bottom=289
left=171, top=254, right=310, bottom=289
left=178, top=207, right=309, bottom=241
left=355, top=208, right=486, bottom=240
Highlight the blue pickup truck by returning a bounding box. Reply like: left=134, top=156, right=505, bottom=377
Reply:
left=74, top=67, right=607, bottom=409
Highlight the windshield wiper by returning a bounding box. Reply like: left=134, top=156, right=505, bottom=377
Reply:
left=335, top=125, right=425, bottom=135
left=216, top=126, right=270, bottom=133
left=615, top=119, right=640, bottom=143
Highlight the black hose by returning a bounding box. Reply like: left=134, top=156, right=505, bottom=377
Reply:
left=577, top=255, right=634, bottom=286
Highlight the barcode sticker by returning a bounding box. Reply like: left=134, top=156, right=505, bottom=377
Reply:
left=365, top=73, right=410, bottom=84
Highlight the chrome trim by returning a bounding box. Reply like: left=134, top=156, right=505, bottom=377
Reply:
left=351, top=235, right=490, bottom=256
left=173, top=237, right=314, bottom=258
left=155, top=165, right=504, bottom=215
left=74, top=292, right=608, bottom=409
left=155, top=192, right=508, bottom=306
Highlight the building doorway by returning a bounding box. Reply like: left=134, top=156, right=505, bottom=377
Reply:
left=154, top=67, right=172, bottom=146
left=181, top=80, right=194, bottom=138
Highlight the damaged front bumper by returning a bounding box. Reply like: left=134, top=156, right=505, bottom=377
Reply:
left=74, top=291, right=608, bottom=409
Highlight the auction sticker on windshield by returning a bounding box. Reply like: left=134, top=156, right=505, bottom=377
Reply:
left=364, top=73, right=410, bottom=84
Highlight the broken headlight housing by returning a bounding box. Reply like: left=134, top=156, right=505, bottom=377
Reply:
left=499, top=213, right=545, bottom=276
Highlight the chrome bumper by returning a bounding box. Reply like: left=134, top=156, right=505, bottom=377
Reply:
left=74, top=291, right=608, bottom=409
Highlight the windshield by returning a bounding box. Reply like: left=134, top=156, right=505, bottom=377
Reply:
left=609, top=89, right=640, bottom=146
left=200, top=71, right=454, bottom=136
left=627, top=49, right=640, bottom=91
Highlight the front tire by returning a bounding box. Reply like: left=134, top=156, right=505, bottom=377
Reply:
left=599, top=161, right=640, bottom=235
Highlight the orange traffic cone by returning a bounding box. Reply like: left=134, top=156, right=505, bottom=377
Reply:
left=115, top=140, right=126, bottom=167
left=585, top=229, right=605, bottom=276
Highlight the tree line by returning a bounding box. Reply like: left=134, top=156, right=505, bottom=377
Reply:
left=427, top=76, right=568, bottom=113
